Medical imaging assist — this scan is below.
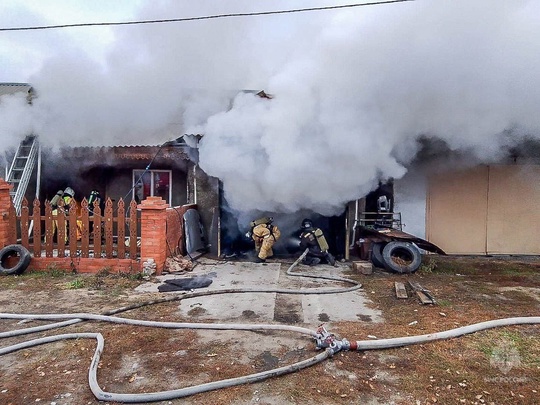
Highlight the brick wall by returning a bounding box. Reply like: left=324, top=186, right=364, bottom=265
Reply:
left=138, top=196, right=169, bottom=274
left=29, top=257, right=138, bottom=273
left=0, top=180, right=12, bottom=249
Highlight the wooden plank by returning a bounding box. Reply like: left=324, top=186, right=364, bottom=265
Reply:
left=395, top=281, right=408, bottom=299
left=21, top=198, right=29, bottom=247
left=32, top=199, right=41, bottom=257
left=80, top=198, right=89, bottom=258
left=46, top=202, right=56, bottom=257
left=416, top=291, right=434, bottom=304
left=105, top=198, right=113, bottom=259
left=68, top=203, right=78, bottom=258
left=117, top=199, right=126, bottom=259
left=129, top=200, right=138, bottom=259
left=408, top=281, right=423, bottom=291
left=408, top=281, right=436, bottom=304
left=94, top=204, right=102, bottom=258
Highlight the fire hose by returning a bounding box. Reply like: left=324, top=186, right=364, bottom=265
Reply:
left=1, top=249, right=539, bottom=403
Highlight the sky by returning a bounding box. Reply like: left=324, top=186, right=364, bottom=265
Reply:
left=1, top=0, right=540, bottom=229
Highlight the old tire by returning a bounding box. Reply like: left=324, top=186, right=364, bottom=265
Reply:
left=0, top=244, right=31, bottom=275
left=370, top=242, right=386, bottom=268
left=382, top=241, right=421, bottom=274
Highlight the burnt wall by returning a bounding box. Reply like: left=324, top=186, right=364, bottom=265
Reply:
left=188, top=164, right=219, bottom=256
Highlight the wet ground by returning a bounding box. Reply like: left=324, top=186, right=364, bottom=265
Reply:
left=135, top=258, right=382, bottom=325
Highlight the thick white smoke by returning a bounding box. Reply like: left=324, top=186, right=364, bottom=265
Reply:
left=1, top=0, right=540, bottom=217
left=192, top=0, right=540, bottom=215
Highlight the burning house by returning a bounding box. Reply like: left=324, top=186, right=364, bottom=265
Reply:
left=2, top=80, right=540, bottom=263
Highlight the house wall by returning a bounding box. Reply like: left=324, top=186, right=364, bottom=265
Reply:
left=189, top=165, right=219, bottom=256
left=426, top=164, right=540, bottom=255
left=394, top=171, right=428, bottom=239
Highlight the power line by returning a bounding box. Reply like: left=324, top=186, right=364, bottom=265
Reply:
left=0, top=0, right=415, bottom=32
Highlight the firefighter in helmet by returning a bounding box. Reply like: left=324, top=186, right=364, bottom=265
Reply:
left=299, top=218, right=336, bottom=266
left=51, top=187, right=76, bottom=242
left=250, top=216, right=281, bottom=263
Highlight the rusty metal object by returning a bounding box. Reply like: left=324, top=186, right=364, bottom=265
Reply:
left=356, top=225, right=446, bottom=255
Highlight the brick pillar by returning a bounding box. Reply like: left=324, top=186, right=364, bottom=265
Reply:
left=0, top=178, right=13, bottom=249
left=139, top=196, right=169, bottom=275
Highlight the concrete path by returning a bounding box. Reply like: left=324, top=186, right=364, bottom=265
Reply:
left=135, top=259, right=382, bottom=327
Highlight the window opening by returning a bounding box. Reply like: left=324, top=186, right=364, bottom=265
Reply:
left=133, top=169, right=171, bottom=204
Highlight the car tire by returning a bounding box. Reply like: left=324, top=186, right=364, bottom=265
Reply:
left=382, top=241, right=421, bottom=274
left=370, top=242, right=386, bottom=268
left=0, top=244, right=32, bottom=275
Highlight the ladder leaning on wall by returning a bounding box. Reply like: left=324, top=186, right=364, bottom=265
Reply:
left=6, top=134, right=41, bottom=216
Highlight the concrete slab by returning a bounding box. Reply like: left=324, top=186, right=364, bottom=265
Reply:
left=134, top=259, right=382, bottom=327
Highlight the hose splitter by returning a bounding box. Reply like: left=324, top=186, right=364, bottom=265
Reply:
left=315, top=324, right=356, bottom=354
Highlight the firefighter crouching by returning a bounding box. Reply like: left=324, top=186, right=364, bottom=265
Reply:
left=250, top=217, right=281, bottom=263
left=299, top=218, right=336, bottom=266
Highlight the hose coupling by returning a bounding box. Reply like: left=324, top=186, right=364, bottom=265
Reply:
left=314, top=325, right=351, bottom=353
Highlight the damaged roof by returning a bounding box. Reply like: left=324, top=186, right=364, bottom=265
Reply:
left=0, top=83, right=34, bottom=98
left=68, top=134, right=202, bottom=150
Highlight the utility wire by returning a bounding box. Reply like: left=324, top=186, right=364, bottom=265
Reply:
left=0, top=0, right=415, bottom=32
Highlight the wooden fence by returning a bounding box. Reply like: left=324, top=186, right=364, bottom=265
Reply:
left=7, top=197, right=140, bottom=259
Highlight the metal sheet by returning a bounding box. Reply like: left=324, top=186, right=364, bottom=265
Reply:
left=183, top=208, right=206, bottom=254
left=357, top=225, right=446, bottom=255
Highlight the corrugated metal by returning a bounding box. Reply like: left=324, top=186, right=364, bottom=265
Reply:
left=0, top=83, right=32, bottom=98
left=68, top=134, right=201, bottom=150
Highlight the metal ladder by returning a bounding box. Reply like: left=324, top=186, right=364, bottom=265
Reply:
left=7, top=135, right=40, bottom=215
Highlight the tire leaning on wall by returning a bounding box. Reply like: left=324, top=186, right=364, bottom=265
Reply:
left=0, top=244, right=32, bottom=275
left=370, top=242, right=387, bottom=269
left=382, top=241, right=422, bottom=274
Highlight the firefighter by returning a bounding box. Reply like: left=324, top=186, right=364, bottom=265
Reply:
left=250, top=216, right=281, bottom=263
left=88, top=190, right=104, bottom=214
left=51, top=187, right=77, bottom=242
left=61, top=187, right=75, bottom=211
left=88, top=190, right=105, bottom=236
left=299, top=218, right=336, bottom=266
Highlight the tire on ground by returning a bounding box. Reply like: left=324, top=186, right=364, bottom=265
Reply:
left=0, top=244, right=32, bottom=275
left=370, top=242, right=386, bottom=268
left=382, top=241, right=422, bottom=273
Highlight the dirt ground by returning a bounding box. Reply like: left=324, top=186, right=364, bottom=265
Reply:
left=1, top=255, right=539, bottom=405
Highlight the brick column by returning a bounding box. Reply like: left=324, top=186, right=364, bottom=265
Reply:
left=139, top=196, right=169, bottom=275
left=0, top=178, right=13, bottom=249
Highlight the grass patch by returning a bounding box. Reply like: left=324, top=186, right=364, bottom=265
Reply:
left=84, top=268, right=144, bottom=292
left=418, top=257, right=437, bottom=274
left=437, top=299, right=452, bottom=307
left=67, top=278, right=85, bottom=289
left=118, top=270, right=144, bottom=280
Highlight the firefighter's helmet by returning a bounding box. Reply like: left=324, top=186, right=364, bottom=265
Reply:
left=301, top=218, right=313, bottom=229
left=63, top=187, right=75, bottom=198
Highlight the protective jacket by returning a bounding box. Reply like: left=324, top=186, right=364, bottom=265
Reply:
left=252, top=223, right=281, bottom=260
left=300, top=227, right=335, bottom=266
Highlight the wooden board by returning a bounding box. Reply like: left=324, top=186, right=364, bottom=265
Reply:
left=408, top=281, right=436, bottom=304
left=416, top=290, right=434, bottom=305
left=394, top=282, right=408, bottom=299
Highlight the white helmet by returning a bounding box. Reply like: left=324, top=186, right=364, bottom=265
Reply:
left=63, top=187, right=75, bottom=198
